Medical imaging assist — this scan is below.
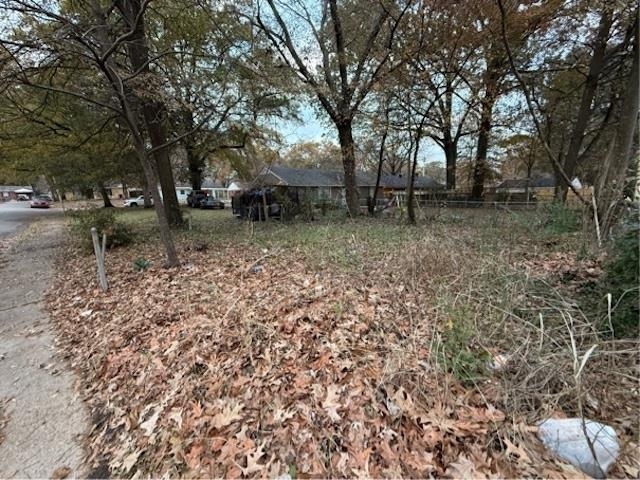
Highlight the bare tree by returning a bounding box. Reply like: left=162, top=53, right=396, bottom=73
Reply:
left=252, top=0, right=413, bottom=215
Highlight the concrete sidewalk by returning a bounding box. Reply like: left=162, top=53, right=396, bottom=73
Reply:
left=0, top=220, right=87, bottom=478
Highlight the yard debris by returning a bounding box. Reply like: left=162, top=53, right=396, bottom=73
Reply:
left=44, top=225, right=636, bottom=478
left=487, top=353, right=511, bottom=372
left=537, top=418, right=620, bottom=478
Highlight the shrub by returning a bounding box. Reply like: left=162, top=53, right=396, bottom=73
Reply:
left=437, top=305, right=488, bottom=385
left=69, top=208, right=133, bottom=251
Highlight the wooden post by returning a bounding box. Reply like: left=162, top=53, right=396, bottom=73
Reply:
left=262, top=191, right=269, bottom=221
left=91, top=227, right=108, bottom=291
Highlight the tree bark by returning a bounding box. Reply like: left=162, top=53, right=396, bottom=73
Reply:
left=596, top=13, right=639, bottom=239
left=337, top=120, right=359, bottom=216
left=141, top=155, right=179, bottom=266
left=188, top=152, right=205, bottom=190
left=182, top=109, right=204, bottom=191
left=116, top=0, right=182, bottom=226
left=370, top=115, right=389, bottom=215
left=443, top=84, right=457, bottom=191
left=471, top=85, right=497, bottom=200
left=145, top=109, right=183, bottom=225
left=557, top=8, right=613, bottom=201
left=99, top=185, right=114, bottom=208
left=407, top=139, right=420, bottom=225
left=444, top=136, right=457, bottom=190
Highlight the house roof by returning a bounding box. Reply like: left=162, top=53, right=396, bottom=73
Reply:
left=261, top=165, right=346, bottom=187
left=496, top=177, right=556, bottom=189
left=0, top=186, right=32, bottom=193
left=380, top=174, right=443, bottom=190
left=258, top=166, right=443, bottom=190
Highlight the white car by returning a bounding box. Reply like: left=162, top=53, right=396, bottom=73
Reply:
left=123, top=195, right=150, bottom=207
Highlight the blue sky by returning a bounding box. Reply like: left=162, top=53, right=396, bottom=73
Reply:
left=277, top=106, right=446, bottom=165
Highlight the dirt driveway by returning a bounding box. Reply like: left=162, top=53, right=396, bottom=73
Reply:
left=0, top=219, right=87, bottom=478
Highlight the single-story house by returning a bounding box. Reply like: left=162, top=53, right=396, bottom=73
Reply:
left=201, top=179, right=230, bottom=203
left=227, top=181, right=247, bottom=196
left=255, top=165, right=444, bottom=206
left=0, top=186, right=34, bottom=201
left=495, top=176, right=587, bottom=202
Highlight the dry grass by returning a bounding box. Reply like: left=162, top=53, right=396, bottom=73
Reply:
left=48, top=208, right=639, bottom=477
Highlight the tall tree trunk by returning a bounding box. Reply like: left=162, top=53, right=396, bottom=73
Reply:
left=444, top=136, right=457, bottom=190
left=188, top=152, right=205, bottom=191
left=443, top=84, right=457, bottom=191
left=182, top=110, right=204, bottom=191
left=407, top=139, right=420, bottom=225
left=141, top=173, right=153, bottom=208
left=370, top=121, right=389, bottom=215
left=557, top=8, right=613, bottom=201
left=407, top=118, right=426, bottom=225
left=136, top=145, right=179, bottom=266
left=337, top=120, right=359, bottom=216
left=596, top=14, right=639, bottom=239
left=116, top=0, right=182, bottom=226
left=471, top=89, right=496, bottom=200
left=99, top=184, right=114, bottom=208
left=145, top=109, right=183, bottom=225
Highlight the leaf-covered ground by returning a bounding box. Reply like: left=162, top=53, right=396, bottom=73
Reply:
left=47, top=211, right=638, bottom=478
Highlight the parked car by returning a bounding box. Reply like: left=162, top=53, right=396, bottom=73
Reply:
left=200, top=196, right=225, bottom=210
left=30, top=196, right=51, bottom=208
left=123, top=195, right=149, bottom=207
left=187, top=190, right=207, bottom=208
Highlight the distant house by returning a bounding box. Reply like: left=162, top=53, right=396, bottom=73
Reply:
left=495, top=176, right=586, bottom=202
left=255, top=165, right=443, bottom=205
left=201, top=178, right=230, bottom=203
left=227, top=181, right=247, bottom=196
left=0, top=186, right=33, bottom=202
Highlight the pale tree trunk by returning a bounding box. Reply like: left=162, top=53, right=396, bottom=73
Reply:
left=557, top=8, right=613, bottom=202
left=596, top=16, right=639, bottom=239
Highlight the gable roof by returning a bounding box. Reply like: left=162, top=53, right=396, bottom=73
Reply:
left=380, top=174, right=443, bottom=190
left=0, top=185, right=33, bottom=193
left=496, top=177, right=556, bottom=189
left=262, top=165, right=344, bottom=187
left=258, top=166, right=443, bottom=190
